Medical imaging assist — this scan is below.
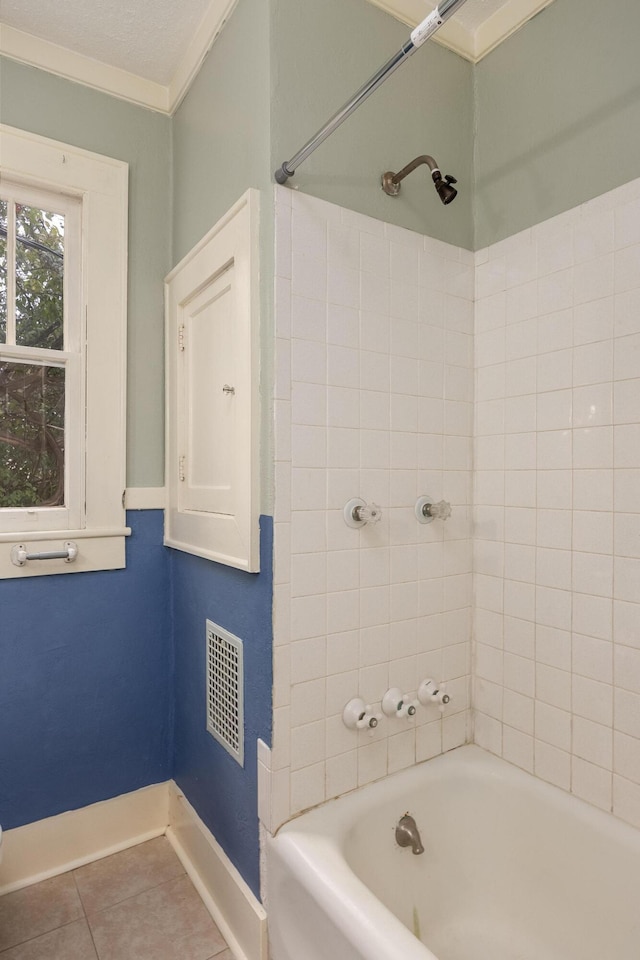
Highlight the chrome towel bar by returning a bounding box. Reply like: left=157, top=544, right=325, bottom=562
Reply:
left=11, top=541, right=78, bottom=566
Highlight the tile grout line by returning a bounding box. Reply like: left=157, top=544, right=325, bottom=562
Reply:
left=0, top=918, right=89, bottom=957
left=76, top=869, right=189, bottom=923
left=71, top=870, right=100, bottom=960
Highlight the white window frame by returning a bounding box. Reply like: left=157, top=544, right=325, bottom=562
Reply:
left=0, top=124, right=129, bottom=578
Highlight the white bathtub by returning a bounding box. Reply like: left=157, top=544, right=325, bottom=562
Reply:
left=267, top=745, right=640, bottom=960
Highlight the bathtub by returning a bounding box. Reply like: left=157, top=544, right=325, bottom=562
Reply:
left=266, top=745, right=640, bottom=960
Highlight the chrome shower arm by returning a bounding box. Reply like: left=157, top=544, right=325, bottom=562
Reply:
left=274, top=0, right=469, bottom=185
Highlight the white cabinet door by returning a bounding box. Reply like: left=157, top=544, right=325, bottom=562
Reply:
left=165, top=190, right=260, bottom=572
left=180, top=263, right=236, bottom=516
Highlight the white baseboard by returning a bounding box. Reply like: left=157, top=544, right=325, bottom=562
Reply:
left=167, top=783, right=268, bottom=960
left=0, top=782, right=169, bottom=896
left=0, top=779, right=268, bottom=960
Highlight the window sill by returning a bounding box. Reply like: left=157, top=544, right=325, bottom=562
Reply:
left=0, top=529, right=131, bottom=579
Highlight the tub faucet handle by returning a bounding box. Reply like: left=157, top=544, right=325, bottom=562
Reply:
left=418, top=678, right=451, bottom=712
left=396, top=813, right=425, bottom=855
left=381, top=687, right=418, bottom=721
left=343, top=698, right=382, bottom=736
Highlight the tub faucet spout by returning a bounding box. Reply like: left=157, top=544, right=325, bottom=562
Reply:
left=396, top=813, right=424, bottom=855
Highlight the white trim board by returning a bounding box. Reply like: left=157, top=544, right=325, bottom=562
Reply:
left=167, top=784, right=268, bottom=960
left=0, top=783, right=169, bottom=896
left=0, top=0, right=239, bottom=115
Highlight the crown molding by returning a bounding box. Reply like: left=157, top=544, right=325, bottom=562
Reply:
left=437, top=0, right=555, bottom=62
left=0, top=0, right=239, bottom=115
left=0, top=24, right=170, bottom=112
left=167, top=0, right=239, bottom=113
left=365, top=0, right=555, bottom=63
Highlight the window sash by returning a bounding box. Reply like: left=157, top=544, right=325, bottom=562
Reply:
left=0, top=182, right=83, bottom=532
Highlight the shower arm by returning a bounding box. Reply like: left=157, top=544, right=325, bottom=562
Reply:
left=274, top=0, right=469, bottom=185
left=382, top=154, right=439, bottom=191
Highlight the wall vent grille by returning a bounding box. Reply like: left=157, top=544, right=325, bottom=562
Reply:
left=206, top=620, right=244, bottom=766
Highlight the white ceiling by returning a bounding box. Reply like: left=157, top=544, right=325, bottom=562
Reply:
left=0, top=0, right=553, bottom=112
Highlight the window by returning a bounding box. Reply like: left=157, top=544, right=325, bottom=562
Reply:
left=0, top=125, right=128, bottom=578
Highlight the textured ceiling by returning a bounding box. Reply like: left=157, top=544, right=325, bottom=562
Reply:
left=0, top=0, right=213, bottom=84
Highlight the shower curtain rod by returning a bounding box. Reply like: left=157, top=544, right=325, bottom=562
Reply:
left=274, top=0, right=469, bottom=185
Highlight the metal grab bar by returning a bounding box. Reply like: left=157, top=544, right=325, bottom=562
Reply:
left=274, top=0, right=469, bottom=185
left=11, top=541, right=78, bottom=567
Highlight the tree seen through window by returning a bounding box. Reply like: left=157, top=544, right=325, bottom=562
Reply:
left=0, top=201, right=66, bottom=508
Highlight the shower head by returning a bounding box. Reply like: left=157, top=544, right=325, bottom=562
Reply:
left=381, top=154, right=458, bottom=206
left=432, top=170, right=458, bottom=205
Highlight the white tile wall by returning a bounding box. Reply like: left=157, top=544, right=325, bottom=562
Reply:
left=266, top=176, right=640, bottom=838
left=474, top=176, right=640, bottom=828
left=268, top=187, right=473, bottom=829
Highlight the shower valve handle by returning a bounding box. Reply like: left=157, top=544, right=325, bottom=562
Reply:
left=418, top=679, right=451, bottom=712
left=416, top=495, right=452, bottom=524
left=343, top=698, right=382, bottom=736
left=382, top=688, right=418, bottom=720
left=344, top=498, right=382, bottom=528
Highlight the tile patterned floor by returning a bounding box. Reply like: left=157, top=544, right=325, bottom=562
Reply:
left=0, top=837, right=234, bottom=960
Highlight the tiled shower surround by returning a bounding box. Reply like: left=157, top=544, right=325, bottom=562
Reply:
left=264, top=176, right=640, bottom=836
left=474, top=177, right=640, bottom=826
left=266, top=187, right=474, bottom=829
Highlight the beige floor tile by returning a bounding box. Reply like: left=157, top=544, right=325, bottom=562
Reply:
left=0, top=919, right=98, bottom=960
left=0, top=873, right=84, bottom=952
left=207, top=950, right=234, bottom=960
left=88, top=874, right=227, bottom=960
left=74, top=836, right=184, bottom=915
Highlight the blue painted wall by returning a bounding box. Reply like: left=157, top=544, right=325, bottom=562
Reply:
left=0, top=511, right=172, bottom=829
left=0, top=510, right=273, bottom=900
left=171, top=516, right=273, bottom=898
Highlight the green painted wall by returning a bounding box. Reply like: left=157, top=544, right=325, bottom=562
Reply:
left=0, top=58, right=171, bottom=488
left=271, top=0, right=474, bottom=250
left=171, top=0, right=274, bottom=513
left=474, top=0, right=640, bottom=248
left=171, top=0, right=272, bottom=262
